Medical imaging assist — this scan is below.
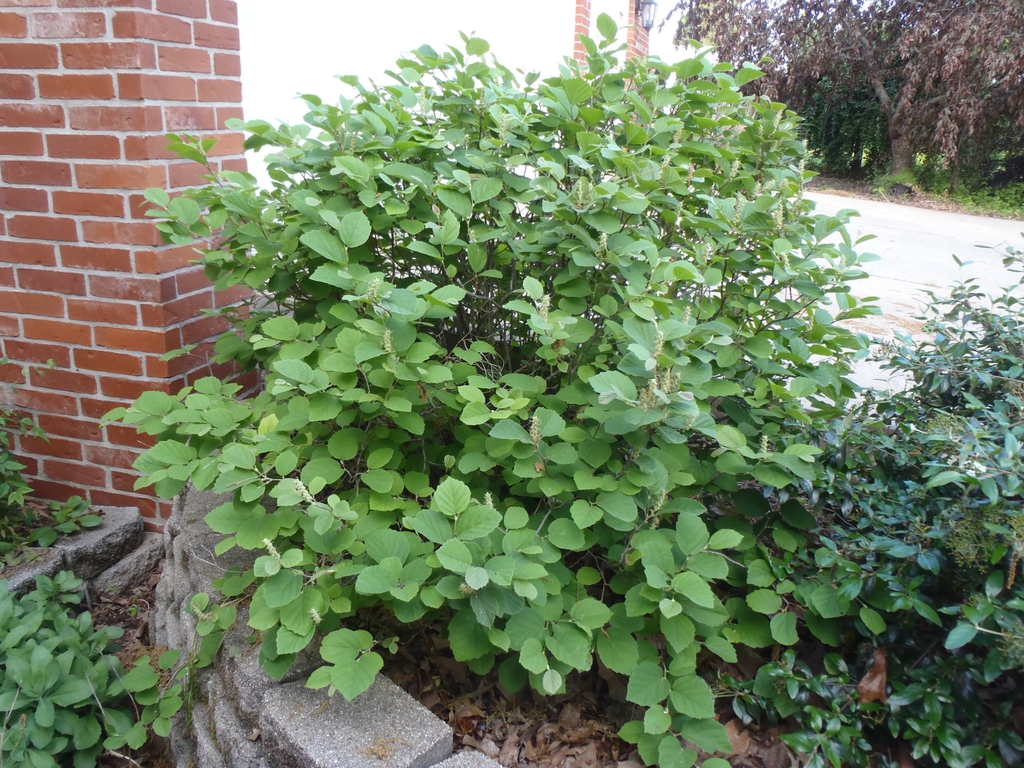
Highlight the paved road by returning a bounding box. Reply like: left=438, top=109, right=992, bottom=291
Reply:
left=805, top=192, right=1024, bottom=388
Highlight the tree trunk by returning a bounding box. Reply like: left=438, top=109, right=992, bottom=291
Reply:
left=890, top=134, right=914, bottom=175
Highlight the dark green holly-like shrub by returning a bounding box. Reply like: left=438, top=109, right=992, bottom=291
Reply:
left=112, top=18, right=877, bottom=767
left=715, top=249, right=1024, bottom=768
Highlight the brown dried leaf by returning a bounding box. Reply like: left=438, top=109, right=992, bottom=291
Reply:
left=857, top=648, right=889, bottom=704
left=725, top=719, right=752, bottom=756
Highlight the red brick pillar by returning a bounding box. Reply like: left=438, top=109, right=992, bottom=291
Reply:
left=0, top=0, right=247, bottom=527
left=573, top=0, right=591, bottom=63
left=626, top=1, right=650, bottom=59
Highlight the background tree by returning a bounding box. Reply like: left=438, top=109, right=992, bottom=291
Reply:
left=671, top=0, right=1024, bottom=178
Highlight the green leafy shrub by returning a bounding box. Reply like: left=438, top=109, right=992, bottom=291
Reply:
left=716, top=248, right=1024, bottom=768
left=112, top=19, right=877, bottom=766
left=0, top=572, right=136, bottom=768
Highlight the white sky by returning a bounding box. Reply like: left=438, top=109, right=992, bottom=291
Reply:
left=238, top=0, right=683, bottom=128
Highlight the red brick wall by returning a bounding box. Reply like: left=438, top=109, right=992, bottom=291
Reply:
left=573, top=0, right=591, bottom=63
left=573, top=1, right=650, bottom=62
left=0, top=0, right=247, bottom=528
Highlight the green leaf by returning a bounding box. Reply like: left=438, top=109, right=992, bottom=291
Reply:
left=122, top=661, right=159, bottom=693
left=627, top=661, right=670, bottom=706
left=456, top=505, right=502, bottom=540
left=261, top=316, right=300, bottom=341
left=769, top=612, right=799, bottom=645
left=945, top=622, right=978, bottom=650
left=597, top=626, right=638, bottom=674
left=436, top=539, right=474, bottom=574
left=679, top=718, right=732, bottom=754
left=707, top=529, right=743, bottom=550
left=338, top=211, right=371, bottom=247
left=859, top=606, right=887, bottom=635
left=746, top=589, right=782, bottom=615
left=548, top=518, right=586, bottom=551
left=669, top=675, right=716, bottom=719
left=300, top=229, right=347, bottom=263
left=588, top=370, right=637, bottom=402
left=263, top=569, right=302, bottom=608
left=596, top=11, right=617, bottom=39
left=715, top=425, right=747, bottom=451
left=672, top=571, right=716, bottom=608
left=471, top=177, right=503, bottom=203
left=809, top=585, right=849, bottom=619
left=411, top=509, right=452, bottom=544
left=434, top=477, right=472, bottom=517
left=571, top=598, right=612, bottom=630
left=355, top=557, right=403, bottom=594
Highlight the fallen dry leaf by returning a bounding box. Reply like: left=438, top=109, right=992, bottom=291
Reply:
left=725, top=718, right=752, bottom=755
left=857, top=648, right=889, bottom=704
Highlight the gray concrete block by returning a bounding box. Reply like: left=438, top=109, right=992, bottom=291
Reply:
left=434, top=752, right=504, bottom=768
left=91, top=531, right=163, bottom=594
left=260, top=675, right=453, bottom=768
left=2, top=548, right=66, bottom=595
left=54, top=506, right=143, bottom=581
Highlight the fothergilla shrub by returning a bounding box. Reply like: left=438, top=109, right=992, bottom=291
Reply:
left=111, top=17, right=876, bottom=767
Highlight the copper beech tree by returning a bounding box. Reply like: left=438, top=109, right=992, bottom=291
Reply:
left=672, top=0, right=1024, bottom=175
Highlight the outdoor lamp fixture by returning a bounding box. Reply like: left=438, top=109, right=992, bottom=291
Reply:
left=637, top=0, right=658, bottom=31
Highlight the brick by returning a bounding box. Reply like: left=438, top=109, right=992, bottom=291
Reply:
left=47, top=133, right=121, bottom=159
left=193, top=20, right=236, bottom=49
left=0, top=73, right=33, bottom=98
left=76, top=163, right=164, bottom=189
left=100, top=374, right=171, bottom=399
left=0, top=358, right=23, bottom=381
left=29, top=368, right=97, bottom=396
left=95, top=325, right=174, bottom=353
left=82, top=218, right=161, bottom=245
left=213, top=51, right=238, bottom=76
left=173, top=264, right=208, bottom=294
left=156, top=0, right=205, bottom=17
left=67, top=297, right=137, bottom=323
left=38, top=73, right=116, bottom=100
left=0, top=12, right=28, bottom=36
left=53, top=191, right=124, bottom=217
left=9, top=214, right=77, bottom=241
left=91, top=489, right=161, bottom=521
left=118, top=71, right=195, bottom=100
left=69, top=104, right=161, bottom=131
left=24, top=318, right=91, bottom=345
left=61, top=41, right=155, bottom=69
left=163, top=104, right=213, bottom=129
left=215, top=104, right=242, bottom=128
left=213, top=282, right=249, bottom=307
left=0, top=103, right=63, bottom=127
left=197, top=78, right=240, bottom=102
left=207, top=0, right=233, bottom=23
left=0, top=186, right=48, bottom=211
left=140, top=290, right=210, bottom=326
left=0, top=240, right=56, bottom=265
left=0, top=42, right=58, bottom=67
left=113, top=10, right=191, bottom=43
left=0, top=288, right=64, bottom=316
left=5, top=339, right=72, bottom=367
left=167, top=159, right=209, bottom=187
left=85, top=444, right=140, bottom=469
left=180, top=313, right=225, bottom=344
left=2, top=159, right=71, bottom=186
left=38, top=414, right=102, bottom=441
left=123, top=134, right=176, bottom=160
left=80, top=396, right=129, bottom=421
left=44, top=459, right=105, bottom=486
left=157, top=43, right=208, bottom=72
left=0, top=266, right=14, bottom=287
left=62, top=244, right=132, bottom=270
left=18, top=267, right=86, bottom=295
left=22, top=434, right=83, bottom=460
left=104, top=422, right=152, bottom=446
left=0, top=0, right=56, bottom=6
left=89, top=272, right=174, bottom=301
left=26, top=481, right=80, bottom=506
left=133, top=243, right=195, bottom=272
left=33, top=11, right=106, bottom=37
left=74, top=347, right=143, bottom=375
left=0, top=131, right=44, bottom=155
left=57, top=0, right=151, bottom=7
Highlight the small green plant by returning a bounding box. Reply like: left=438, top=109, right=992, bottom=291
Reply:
left=871, top=169, right=918, bottom=196
left=0, top=572, right=136, bottom=768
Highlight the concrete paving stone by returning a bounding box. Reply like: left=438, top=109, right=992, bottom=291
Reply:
left=91, top=531, right=164, bottom=594
left=55, top=506, right=143, bottom=581
left=2, top=548, right=66, bottom=595
left=260, top=675, right=453, bottom=768
left=433, top=751, right=504, bottom=768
